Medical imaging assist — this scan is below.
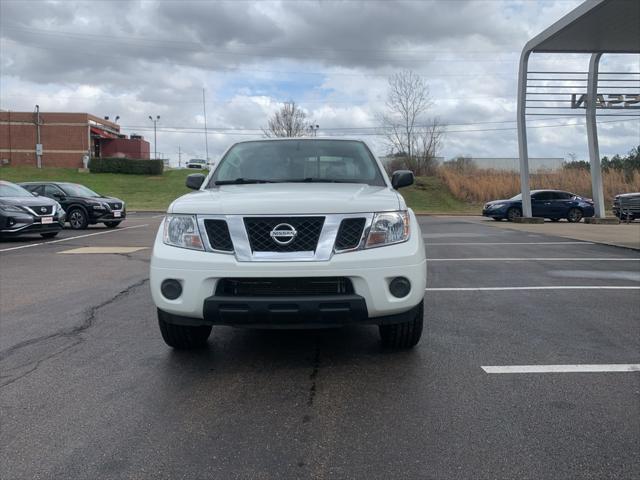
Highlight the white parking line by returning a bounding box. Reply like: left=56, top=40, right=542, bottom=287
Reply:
left=0, top=224, right=149, bottom=252
left=426, top=241, right=593, bottom=245
left=427, top=257, right=638, bottom=261
left=482, top=364, right=640, bottom=374
left=425, top=286, right=640, bottom=291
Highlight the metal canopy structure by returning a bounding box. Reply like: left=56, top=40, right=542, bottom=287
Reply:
left=517, top=0, right=640, bottom=218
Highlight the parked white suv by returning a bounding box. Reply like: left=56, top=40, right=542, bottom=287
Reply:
left=150, top=139, right=426, bottom=350
left=186, top=158, right=208, bottom=169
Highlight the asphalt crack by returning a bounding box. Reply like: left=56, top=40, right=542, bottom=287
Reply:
left=0, top=277, right=149, bottom=387
left=307, top=341, right=321, bottom=407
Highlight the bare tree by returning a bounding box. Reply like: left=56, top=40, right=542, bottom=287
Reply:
left=413, top=118, right=445, bottom=175
left=263, top=101, right=308, bottom=138
left=379, top=70, right=444, bottom=175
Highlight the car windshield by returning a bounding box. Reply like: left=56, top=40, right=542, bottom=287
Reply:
left=60, top=183, right=101, bottom=197
left=209, top=139, right=386, bottom=187
left=0, top=182, right=33, bottom=197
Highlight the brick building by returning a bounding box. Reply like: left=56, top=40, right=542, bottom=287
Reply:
left=0, top=111, right=150, bottom=168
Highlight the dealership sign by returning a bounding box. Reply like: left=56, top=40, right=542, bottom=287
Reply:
left=571, top=94, right=639, bottom=109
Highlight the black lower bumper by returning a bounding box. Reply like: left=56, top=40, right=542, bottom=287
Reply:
left=91, top=212, right=126, bottom=223
left=203, top=294, right=368, bottom=327
left=160, top=295, right=420, bottom=328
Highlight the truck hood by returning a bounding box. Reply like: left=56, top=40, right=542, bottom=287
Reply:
left=169, top=183, right=402, bottom=215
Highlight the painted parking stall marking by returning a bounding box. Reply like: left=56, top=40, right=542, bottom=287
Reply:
left=427, top=257, right=639, bottom=261
left=59, top=246, right=148, bottom=254
left=482, top=364, right=640, bottom=374
left=0, top=224, right=149, bottom=252
left=425, top=241, right=594, bottom=245
left=425, top=286, right=640, bottom=291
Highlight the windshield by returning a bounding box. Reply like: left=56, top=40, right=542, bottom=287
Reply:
left=0, top=182, right=33, bottom=197
left=60, top=183, right=101, bottom=197
left=509, top=194, right=522, bottom=200
left=209, top=139, right=385, bottom=187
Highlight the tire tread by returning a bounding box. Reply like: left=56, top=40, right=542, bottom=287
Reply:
left=379, top=301, right=424, bottom=349
left=158, top=309, right=211, bottom=349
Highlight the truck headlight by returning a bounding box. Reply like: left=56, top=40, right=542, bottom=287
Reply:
left=365, top=211, right=410, bottom=248
left=163, top=215, right=204, bottom=250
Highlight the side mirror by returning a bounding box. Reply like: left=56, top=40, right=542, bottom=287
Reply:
left=31, top=191, right=39, bottom=197
left=53, top=192, right=65, bottom=201
left=391, top=170, right=414, bottom=189
left=186, top=173, right=206, bottom=190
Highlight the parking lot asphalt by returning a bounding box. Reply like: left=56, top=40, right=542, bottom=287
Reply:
left=1, top=214, right=638, bottom=479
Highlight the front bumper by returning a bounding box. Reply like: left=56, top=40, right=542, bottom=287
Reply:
left=150, top=213, right=427, bottom=323
left=90, top=209, right=126, bottom=223
left=482, top=205, right=508, bottom=218
left=0, top=211, right=65, bottom=236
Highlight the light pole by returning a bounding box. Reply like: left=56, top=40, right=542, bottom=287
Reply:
left=148, top=115, right=160, bottom=159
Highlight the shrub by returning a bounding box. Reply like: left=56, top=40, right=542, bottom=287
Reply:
left=89, top=157, right=164, bottom=175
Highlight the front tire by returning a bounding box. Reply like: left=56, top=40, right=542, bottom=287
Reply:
left=40, top=232, right=59, bottom=238
left=507, top=207, right=522, bottom=222
left=68, top=208, right=88, bottom=230
left=492, top=217, right=502, bottom=221
left=158, top=309, right=212, bottom=349
left=379, top=301, right=424, bottom=349
left=567, top=208, right=583, bottom=223
left=104, top=221, right=121, bottom=228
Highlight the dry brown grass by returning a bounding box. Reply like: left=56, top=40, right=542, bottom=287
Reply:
left=438, top=167, right=640, bottom=203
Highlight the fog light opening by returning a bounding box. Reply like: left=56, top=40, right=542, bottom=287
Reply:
left=389, top=277, right=411, bottom=298
left=161, top=279, right=182, bottom=300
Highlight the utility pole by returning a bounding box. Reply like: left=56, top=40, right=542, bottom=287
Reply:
left=35, top=105, right=42, bottom=168
left=148, top=115, right=160, bottom=159
left=178, top=145, right=182, bottom=168
left=202, top=88, right=209, bottom=164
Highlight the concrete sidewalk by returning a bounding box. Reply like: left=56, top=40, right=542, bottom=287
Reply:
left=485, top=219, right=640, bottom=250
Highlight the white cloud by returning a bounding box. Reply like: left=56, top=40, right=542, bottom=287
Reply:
left=0, top=0, right=638, bottom=166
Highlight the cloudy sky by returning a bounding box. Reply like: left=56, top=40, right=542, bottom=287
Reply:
left=1, top=0, right=638, bottom=167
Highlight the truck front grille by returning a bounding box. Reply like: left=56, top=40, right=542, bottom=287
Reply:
left=216, top=277, right=354, bottom=296
left=335, top=218, right=366, bottom=251
left=203, top=219, right=234, bottom=251
left=243, top=216, right=325, bottom=252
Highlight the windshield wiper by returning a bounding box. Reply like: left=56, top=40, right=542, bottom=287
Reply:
left=214, top=178, right=276, bottom=185
left=296, top=178, right=348, bottom=183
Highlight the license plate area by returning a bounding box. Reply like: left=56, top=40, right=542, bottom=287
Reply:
left=41, top=216, right=54, bottom=224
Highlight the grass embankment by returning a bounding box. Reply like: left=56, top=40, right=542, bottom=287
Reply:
left=0, top=167, right=200, bottom=210
left=401, top=176, right=480, bottom=214
left=0, top=167, right=479, bottom=213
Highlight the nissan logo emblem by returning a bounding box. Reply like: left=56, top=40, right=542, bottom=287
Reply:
left=269, top=223, right=297, bottom=245
left=40, top=207, right=47, bottom=213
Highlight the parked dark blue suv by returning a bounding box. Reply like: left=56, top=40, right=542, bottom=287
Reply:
left=483, top=189, right=595, bottom=222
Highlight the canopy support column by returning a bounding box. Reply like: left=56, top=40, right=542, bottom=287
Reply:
left=517, top=49, right=532, bottom=217
left=586, top=52, right=606, bottom=218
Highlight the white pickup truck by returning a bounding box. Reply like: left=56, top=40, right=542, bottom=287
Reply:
left=150, top=138, right=426, bottom=351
